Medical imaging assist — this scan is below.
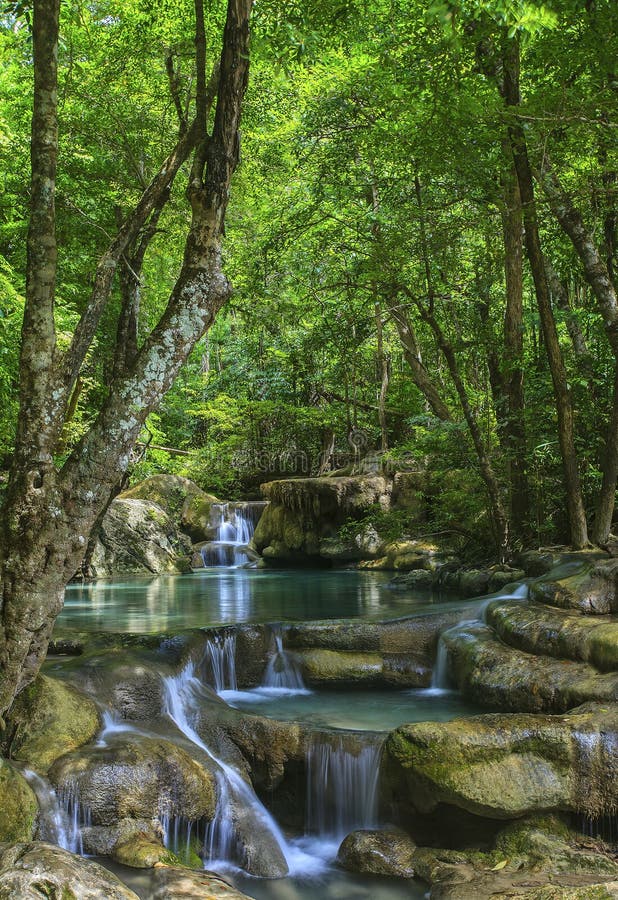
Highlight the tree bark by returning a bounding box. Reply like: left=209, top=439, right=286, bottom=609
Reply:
left=500, top=35, right=588, bottom=549
left=537, top=158, right=618, bottom=544
left=501, top=162, right=531, bottom=540
left=0, top=0, right=253, bottom=718
left=375, top=303, right=390, bottom=450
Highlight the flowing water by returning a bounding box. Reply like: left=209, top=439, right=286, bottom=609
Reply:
left=47, top=569, right=530, bottom=897
left=200, top=502, right=267, bottom=567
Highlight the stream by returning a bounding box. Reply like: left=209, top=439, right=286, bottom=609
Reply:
left=48, top=561, right=521, bottom=899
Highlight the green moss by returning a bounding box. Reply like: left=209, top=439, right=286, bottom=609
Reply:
left=0, top=758, right=38, bottom=840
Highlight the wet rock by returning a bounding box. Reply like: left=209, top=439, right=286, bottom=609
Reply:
left=81, top=818, right=159, bottom=856
left=49, top=736, right=216, bottom=826
left=443, top=622, right=618, bottom=712
left=337, top=828, right=416, bottom=877
left=151, top=866, right=253, bottom=899
left=487, top=600, right=618, bottom=672
left=0, top=760, right=37, bottom=841
left=90, top=498, right=189, bottom=576
left=0, top=841, right=139, bottom=899
left=120, top=474, right=219, bottom=542
left=530, top=559, right=618, bottom=615
left=112, top=833, right=177, bottom=868
left=253, top=475, right=391, bottom=563
left=3, top=674, right=100, bottom=772
left=296, top=648, right=384, bottom=685
left=387, top=568, right=435, bottom=588
left=219, top=712, right=303, bottom=791
left=382, top=704, right=618, bottom=820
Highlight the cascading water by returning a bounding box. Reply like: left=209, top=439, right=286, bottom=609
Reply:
left=201, top=502, right=266, bottom=568
left=162, top=660, right=319, bottom=876
left=57, top=779, right=91, bottom=854
left=306, top=733, right=382, bottom=841
left=22, top=770, right=78, bottom=851
left=425, top=581, right=530, bottom=696
left=204, top=632, right=238, bottom=694
left=261, top=625, right=309, bottom=694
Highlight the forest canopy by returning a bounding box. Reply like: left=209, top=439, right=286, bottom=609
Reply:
left=1, top=0, right=617, bottom=556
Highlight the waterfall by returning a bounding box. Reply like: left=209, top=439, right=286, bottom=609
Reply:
left=53, top=778, right=91, bottom=854
left=306, top=733, right=382, bottom=840
left=162, top=660, right=317, bottom=875
left=261, top=625, right=309, bottom=695
left=22, top=769, right=79, bottom=852
left=201, top=502, right=266, bottom=568
left=204, top=632, right=237, bottom=694
left=426, top=581, right=530, bottom=696
left=427, top=635, right=450, bottom=695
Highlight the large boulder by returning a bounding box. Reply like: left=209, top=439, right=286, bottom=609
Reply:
left=2, top=675, right=100, bottom=772
left=382, top=704, right=618, bottom=820
left=487, top=599, right=618, bottom=672
left=0, top=842, right=139, bottom=899
left=120, top=474, right=219, bottom=542
left=49, top=735, right=217, bottom=827
left=253, top=475, right=391, bottom=563
left=443, top=622, right=618, bottom=712
left=0, top=760, right=38, bottom=842
left=530, top=558, right=618, bottom=615
left=89, top=497, right=190, bottom=576
left=337, top=829, right=417, bottom=877
left=151, top=866, right=254, bottom=899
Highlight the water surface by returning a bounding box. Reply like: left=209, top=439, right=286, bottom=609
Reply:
left=57, top=569, right=463, bottom=633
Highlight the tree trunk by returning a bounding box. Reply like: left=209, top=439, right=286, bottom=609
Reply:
left=501, top=162, right=531, bottom=540
left=375, top=303, right=390, bottom=450
left=0, top=0, right=253, bottom=719
left=501, top=35, right=588, bottom=548
left=386, top=296, right=452, bottom=421
left=537, top=160, right=618, bottom=543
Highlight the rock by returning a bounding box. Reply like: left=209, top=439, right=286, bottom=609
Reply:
left=253, top=475, right=391, bottom=563
left=0, top=841, right=139, bottom=899
left=530, top=559, right=618, bottom=615
left=442, top=622, right=618, bottom=712
left=388, top=568, right=435, bottom=588
left=382, top=704, right=618, bottom=820
left=495, top=816, right=618, bottom=875
left=112, top=834, right=177, bottom=868
left=49, top=735, right=217, bottom=826
left=295, top=648, right=383, bottom=685
left=0, top=760, right=38, bottom=841
left=80, top=818, right=159, bottom=856
left=3, top=675, right=100, bottom=772
left=487, top=599, right=618, bottom=672
left=90, top=498, right=189, bottom=576
left=337, top=829, right=416, bottom=877
left=391, top=472, right=426, bottom=516
left=120, top=474, right=219, bottom=542
left=151, top=866, right=253, bottom=899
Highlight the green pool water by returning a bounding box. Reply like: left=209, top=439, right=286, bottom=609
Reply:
left=222, top=685, right=479, bottom=732
left=57, top=568, right=467, bottom=633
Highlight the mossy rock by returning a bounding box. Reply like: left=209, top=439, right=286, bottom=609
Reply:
left=487, top=600, right=618, bottom=672
left=50, top=736, right=217, bottom=826
left=0, top=760, right=37, bottom=841
left=112, top=834, right=180, bottom=869
left=4, top=675, right=100, bottom=772
left=121, top=474, right=219, bottom=542
left=443, top=622, right=618, bottom=713
left=382, top=705, right=618, bottom=820
left=337, top=828, right=417, bottom=877
left=0, top=841, right=139, bottom=899
left=530, top=559, right=618, bottom=615
left=295, top=648, right=384, bottom=684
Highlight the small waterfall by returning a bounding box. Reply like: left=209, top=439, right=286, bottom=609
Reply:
left=306, top=733, right=382, bottom=840
left=201, top=502, right=266, bottom=568
left=22, top=770, right=77, bottom=851
left=261, top=626, right=309, bottom=695
left=427, top=636, right=450, bottom=694
left=57, top=779, right=91, bottom=854
left=203, top=632, right=237, bottom=694
left=163, top=660, right=316, bottom=875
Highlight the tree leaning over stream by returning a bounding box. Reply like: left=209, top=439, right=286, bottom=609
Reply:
left=0, top=0, right=253, bottom=718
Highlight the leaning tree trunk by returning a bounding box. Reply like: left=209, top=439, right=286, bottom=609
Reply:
left=538, top=160, right=618, bottom=545
left=0, top=0, right=253, bottom=719
left=500, top=35, right=588, bottom=549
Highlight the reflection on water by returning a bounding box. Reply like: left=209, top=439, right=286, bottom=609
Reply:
left=57, top=569, right=461, bottom=634
left=226, top=686, right=481, bottom=732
